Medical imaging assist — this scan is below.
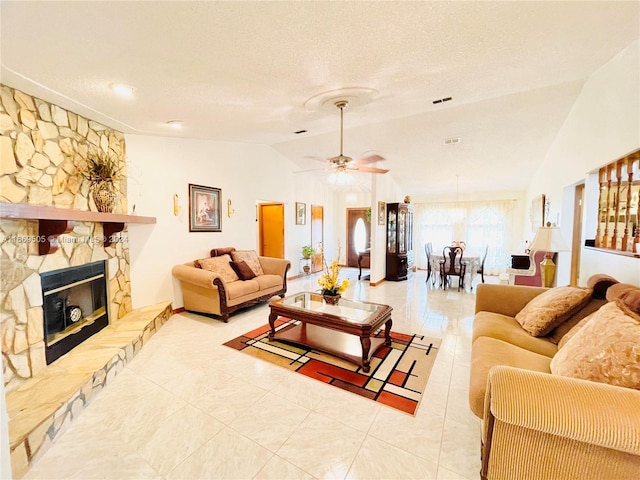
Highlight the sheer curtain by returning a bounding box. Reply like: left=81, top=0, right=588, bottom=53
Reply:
left=415, top=200, right=517, bottom=275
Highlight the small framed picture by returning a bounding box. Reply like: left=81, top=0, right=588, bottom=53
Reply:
left=189, top=184, right=221, bottom=232
left=378, top=201, right=386, bottom=225
left=295, top=202, right=306, bottom=225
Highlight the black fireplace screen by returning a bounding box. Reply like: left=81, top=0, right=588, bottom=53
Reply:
left=41, top=260, right=109, bottom=364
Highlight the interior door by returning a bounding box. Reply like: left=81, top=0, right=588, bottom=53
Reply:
left=258, top=203, right=285, bottom=258
left=311, top=205, right=324, bottom=272
left=346, top=208, right=370, bottom=267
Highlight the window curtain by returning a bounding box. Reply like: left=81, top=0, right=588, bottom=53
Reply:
left=415, top=200, right=517, bottom=275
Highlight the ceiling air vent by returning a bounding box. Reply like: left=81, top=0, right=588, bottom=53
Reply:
left=433, top=96, right=453, bottom=104
left=444, top=137, right=461, bottom=145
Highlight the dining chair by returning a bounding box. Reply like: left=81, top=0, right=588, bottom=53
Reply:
left=439, top=246, right=466, bottom=291
left=424, top=242, right=434, bottom=285
left=477, top=245, right=488, bottom=283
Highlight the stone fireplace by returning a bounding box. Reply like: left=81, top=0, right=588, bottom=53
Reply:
left=1, top=84, right=131, bottom=392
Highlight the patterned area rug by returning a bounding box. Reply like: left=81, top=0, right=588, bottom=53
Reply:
left=223, top=319, right=441, bottom=415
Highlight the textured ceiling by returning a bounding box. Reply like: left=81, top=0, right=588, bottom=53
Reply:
left=1, top=1, right=638, bottom=197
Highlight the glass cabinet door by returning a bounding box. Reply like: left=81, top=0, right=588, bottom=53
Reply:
left=387, top=210, right=397, bottom=253
left=398, top=210, right=406, bottom=253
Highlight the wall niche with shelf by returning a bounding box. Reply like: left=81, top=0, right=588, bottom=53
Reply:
left=595, top=148, right=640, bottom=253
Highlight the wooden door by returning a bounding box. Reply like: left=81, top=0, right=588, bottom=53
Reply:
left=259, top=203, right=285, bottom=258
left=311, top=205, right=324, bottom=272
left=570, top=184, right=584, bottom=285
left=346, top=208, right=370, bottom=267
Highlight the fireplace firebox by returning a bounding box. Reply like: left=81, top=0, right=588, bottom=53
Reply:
left=41, top=260, right=109, bottom=364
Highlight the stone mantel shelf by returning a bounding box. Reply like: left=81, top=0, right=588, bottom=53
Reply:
left=0, top=202, right=156, bottom=254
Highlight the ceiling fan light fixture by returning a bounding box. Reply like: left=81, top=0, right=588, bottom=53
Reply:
left=328, top=168, right=354, bottom=186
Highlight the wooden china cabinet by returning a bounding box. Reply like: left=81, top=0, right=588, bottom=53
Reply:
left=385, top=202, right=414, bottom=281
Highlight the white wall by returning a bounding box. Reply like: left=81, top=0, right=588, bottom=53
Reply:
left=125, top=135, right=329, bottom=309
left=526, top=40, right=640, bottom=285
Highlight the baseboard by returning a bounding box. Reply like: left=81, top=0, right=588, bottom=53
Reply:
left=369, top=278, right=386, bottom=287
left=172, top=307, right=185, bottom=314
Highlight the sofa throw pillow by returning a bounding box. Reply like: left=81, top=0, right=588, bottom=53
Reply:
left=557, top=312, right=596, bottom=350
left=231, top=250, right=264, bottom=276
left=550, top=301, right=640, bottom=390
left=586, top=274, right=619, bottom=299
left=514, top=286, right=592, bottom=337
left=195, top=254, right=239, bottom=283
left=230, top=260, right=256, bottom=281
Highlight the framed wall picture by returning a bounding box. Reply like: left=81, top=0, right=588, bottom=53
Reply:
left=189, top=184, right=221, bottom=232
left=295, top=202, right=306, bottom=225
left=530, top=194, right=545, bottom=233
left=378, top=201, right=386, bottom=225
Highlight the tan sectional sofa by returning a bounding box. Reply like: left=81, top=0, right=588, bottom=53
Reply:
left=172, top=247, right=290, bottom=322
left=470, top=281, right=640, bottom=480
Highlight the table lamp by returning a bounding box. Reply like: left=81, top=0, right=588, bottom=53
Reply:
left=529, top=222, right=570, bottom=288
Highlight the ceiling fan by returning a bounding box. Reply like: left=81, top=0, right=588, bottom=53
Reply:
left=302, top=100, right=389, bottom=176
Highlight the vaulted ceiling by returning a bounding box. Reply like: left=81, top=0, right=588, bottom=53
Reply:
left=2, top=1, right=638, bottom=197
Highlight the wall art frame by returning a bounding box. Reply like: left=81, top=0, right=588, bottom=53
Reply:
left=189, top=183, right=221, bottom=232
left=378, top=201, right=386, bottom=225
left=295, top=202, right=306, bottom=225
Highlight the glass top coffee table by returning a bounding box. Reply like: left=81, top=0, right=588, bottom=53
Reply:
left=268, top=292, right=393, bottom=373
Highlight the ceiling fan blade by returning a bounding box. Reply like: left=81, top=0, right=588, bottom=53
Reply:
left=294, top=167, right=329, bottom=174
left=354, top=154, right=385, bottom=165
left=354, top=166, right=390, bottom=174
left=303, top=155, right=329, bottom=163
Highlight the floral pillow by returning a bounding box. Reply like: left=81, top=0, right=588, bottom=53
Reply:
left=230, top=250, right=264, bottom=276
left=195, top=254, right=239, bottom=283
left=514, top=286, right=592, bottom=337
left=550, top=301, right=640, bottom=390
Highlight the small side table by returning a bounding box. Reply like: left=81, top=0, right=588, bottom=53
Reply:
left=299, top=258, right=311, bottom=275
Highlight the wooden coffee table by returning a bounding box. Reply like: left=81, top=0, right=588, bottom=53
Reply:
left=268, top=292, right=393, bottom=372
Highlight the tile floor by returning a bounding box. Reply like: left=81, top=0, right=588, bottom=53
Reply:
left=24, top=269, right=484, bottom=480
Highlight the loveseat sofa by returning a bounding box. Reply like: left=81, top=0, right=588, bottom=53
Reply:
left=172, top=247, right=290, bottom=322
left=470, top=279, right=640, bottom=480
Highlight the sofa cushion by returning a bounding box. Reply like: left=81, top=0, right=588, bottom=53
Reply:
left=472, top=312, right=557, bottom=357
left=606, top=285, right=640, bottom=314
left=469, top=336, right=552, bottom=418
left=230, top=260, right=256, bottom=280
left=254, top=274, right=283, bottom=291
left=605, top=283, right=639, bottom=302
left=225, top=278, right=260, bottom=300
left=231, top=250, right=265, bottom=276
left=550, top=301, right=640, bottom=390
left=195, top=254, right=239, bottom=283
left=514, top=286, right=592, bottom=337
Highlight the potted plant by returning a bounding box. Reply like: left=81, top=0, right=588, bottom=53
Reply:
left=82, top=147, right=123, bottom=213
left=301, top=245, right=315, bottom=273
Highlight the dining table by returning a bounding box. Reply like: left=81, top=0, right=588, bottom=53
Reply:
left=429, top=252, right=481, bottom=289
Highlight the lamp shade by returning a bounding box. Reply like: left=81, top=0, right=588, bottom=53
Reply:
left=529, top=225, right=570, bottom=253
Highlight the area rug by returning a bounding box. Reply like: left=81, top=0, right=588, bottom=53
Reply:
left=223, top=319, right=441, bottom=415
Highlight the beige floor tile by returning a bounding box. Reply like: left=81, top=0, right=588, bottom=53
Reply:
left=312, top=386, right=381, bottom=433
left=276, top=412, right=366, bottom=479
left=229, top=392, right=310, bottom=451
left=167, top=427, right=272, bottom=479
left=133, top=404, right=225, bottom=476
left=254, top=454, right=317, bottom=479
left=346, top=435, right=438, bottom=480
left=437, top=417, right=482, bottom=479
left=270, top=373, right=331, bottom=410
left=191, top=375, right=268, bottom=424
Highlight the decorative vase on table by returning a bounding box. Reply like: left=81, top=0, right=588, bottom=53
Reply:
left=318, top=256, right=349, bottom=306
left=323, top=294, right=341, bottom=305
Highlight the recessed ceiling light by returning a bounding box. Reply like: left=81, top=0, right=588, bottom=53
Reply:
left=109, top=83, right=135, bottom=97
left=166, top=120, right=184, bottom=129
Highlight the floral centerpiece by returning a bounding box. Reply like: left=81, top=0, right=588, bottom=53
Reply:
left=451, top=240, right=466, bottom=251
left=318, top=259, right=349, bottom=305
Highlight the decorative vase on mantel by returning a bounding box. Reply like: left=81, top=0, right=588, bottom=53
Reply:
left=92, top=185, right=117, bottom=213
left=323, top=294, right=341, bottom=305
